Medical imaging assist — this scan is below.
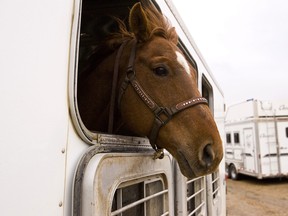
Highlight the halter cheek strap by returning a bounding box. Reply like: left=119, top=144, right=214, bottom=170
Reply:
left=108, top=40, right=129, bottom=133
left=117, top=39, right=209, bottom=159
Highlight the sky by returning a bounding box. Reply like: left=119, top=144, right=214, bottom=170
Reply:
left=172, top=0, right=288, bottom=106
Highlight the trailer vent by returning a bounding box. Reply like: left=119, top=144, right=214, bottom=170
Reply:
left=111, top=176, right=169, bottom=216
left=187, top=176, right=206, bottom=216
left=212, top=171, right=220, bottom=199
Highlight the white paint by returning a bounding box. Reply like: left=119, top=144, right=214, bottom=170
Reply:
left=176, top=51, right=191, bottom=75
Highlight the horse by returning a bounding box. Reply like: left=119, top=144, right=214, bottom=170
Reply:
left=77, top=2, right=223, bottom=179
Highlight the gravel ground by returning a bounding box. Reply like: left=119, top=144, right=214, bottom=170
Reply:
left=226, top=175, right=288, bottom=216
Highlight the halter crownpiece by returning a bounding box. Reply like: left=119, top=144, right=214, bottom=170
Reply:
left=116, top=39, right=209, bottom=159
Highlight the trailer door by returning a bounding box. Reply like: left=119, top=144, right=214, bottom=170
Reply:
left=276, top=119, right=288, bottom=174
left=73, top=144, right=174, bottom=216
left=243, top=128, right=256, bottom=172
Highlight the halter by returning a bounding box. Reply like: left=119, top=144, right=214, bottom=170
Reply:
left=112, top=39, right=208, bottom=159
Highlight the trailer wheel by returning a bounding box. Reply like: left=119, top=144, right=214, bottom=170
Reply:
left=229, top=164, right=238, bottom=180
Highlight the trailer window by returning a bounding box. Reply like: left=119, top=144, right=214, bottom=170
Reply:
left=286, top=127, right=288, bottom=137
left=234, top=132, right=240, bottom=144
left=226, top=133, right=231, bottom=144
left=202, top=75, right=214, bottom=113
left=211, top=171, right=220, bottom=199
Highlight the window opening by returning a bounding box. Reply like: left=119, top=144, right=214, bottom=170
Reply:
left=234, top=132, right=240, bottom=144
left=202, top=75, right=214, bottom=112
left=76, top=0, right=140, bottom=134
left=286, top=127, right=288, bottom=138
left=226, top=133, right=231, bottom=144
left=74, top=0, right=197, bottom=139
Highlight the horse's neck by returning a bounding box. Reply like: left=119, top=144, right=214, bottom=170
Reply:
left=77, top=45, right=130, bottom=133
left=77, top=50, right=115, bottom=131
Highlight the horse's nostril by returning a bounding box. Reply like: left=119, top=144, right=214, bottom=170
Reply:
left=200, top=144, right=215, bottom=167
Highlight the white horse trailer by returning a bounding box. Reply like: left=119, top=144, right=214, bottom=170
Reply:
left=0, top=0, right=226, bottom=215
left=225, top=99, right=288, bottom=180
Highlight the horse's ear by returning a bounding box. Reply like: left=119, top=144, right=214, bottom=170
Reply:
left=168, top=27, right=178, bottom=45
left=129, top=3, right=150, bottom=42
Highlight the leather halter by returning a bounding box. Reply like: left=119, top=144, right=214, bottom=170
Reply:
left=114, top=39, right=208, bottom=158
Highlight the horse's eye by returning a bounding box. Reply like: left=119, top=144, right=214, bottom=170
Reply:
left=153, top=67, right=168, bottom=76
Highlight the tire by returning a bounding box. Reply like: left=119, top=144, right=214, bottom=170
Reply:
left=229, top=164, right=239, bottom=180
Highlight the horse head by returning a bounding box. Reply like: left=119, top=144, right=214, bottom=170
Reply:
left=78, top=3, right=223, bottom=179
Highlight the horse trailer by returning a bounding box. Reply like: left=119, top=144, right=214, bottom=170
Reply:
left=0, top=0, right=226, bottom=215
left=225, top=99, right=288, bottom=180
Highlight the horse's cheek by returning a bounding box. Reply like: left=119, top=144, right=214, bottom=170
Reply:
left=120, top=90, right=154, bottom=136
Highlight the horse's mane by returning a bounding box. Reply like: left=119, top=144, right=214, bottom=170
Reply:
left=107, top=3, right=178, bottom=48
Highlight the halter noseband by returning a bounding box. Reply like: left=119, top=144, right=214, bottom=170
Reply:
left=116, top=39, right=208, bottom=158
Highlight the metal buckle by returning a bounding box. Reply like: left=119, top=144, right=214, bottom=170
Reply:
left=155, top=107, right=172, bottom=125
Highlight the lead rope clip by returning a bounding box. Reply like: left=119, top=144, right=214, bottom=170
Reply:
left=153, top=148, right=164, bottom=159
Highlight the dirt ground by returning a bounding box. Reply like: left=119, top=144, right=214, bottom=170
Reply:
left=226, top=175, right=288, bottom=216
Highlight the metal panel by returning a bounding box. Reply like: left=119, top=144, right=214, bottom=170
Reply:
left=73, top=145, right=173, bottom=216
left=0, top=0, right=73, bottom=215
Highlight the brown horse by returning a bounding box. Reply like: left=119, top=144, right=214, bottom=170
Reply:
left=77, top=2, right=223, bottom=178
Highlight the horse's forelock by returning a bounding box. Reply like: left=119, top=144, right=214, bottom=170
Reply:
left=150, top=27, right=178, bottom=44
left=142, top=4, right=178, bottom=43
left=150, top=28, right=167, bottom=39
